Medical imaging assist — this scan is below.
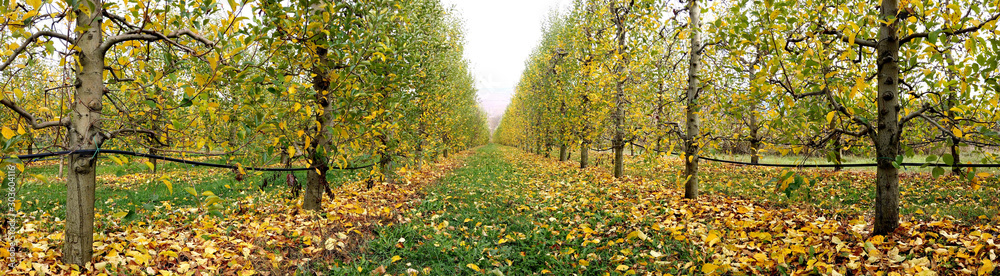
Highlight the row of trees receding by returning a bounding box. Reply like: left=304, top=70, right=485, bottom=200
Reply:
left=0, top=0, right=489, bottom=265
left=495, top=0, right=1000, bottom=236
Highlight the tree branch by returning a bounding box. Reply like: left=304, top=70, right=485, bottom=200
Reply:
left=101, top=28, right=215, bottom=54
left=901, top=13, right=1000, bottom=44
left=0, top=99, right=69, bottom=129
left=819, top=29, right=878, bottom=48
left=899, top=104, right=932, bottom=126
left=0, top=31, right=74, bottom=71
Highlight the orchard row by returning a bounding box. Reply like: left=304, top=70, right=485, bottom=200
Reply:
left=0, top=0, right=489, bottom=265
left=495, top=0, right=999, bottom=235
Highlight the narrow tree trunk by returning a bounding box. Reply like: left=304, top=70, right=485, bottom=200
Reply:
left=833, top=134, right=843, bottom=171
left=580, top=140, right=590, bottom=168
left=610, top=2, right=628, bottom=178
left=559, top=143, right=568, bottom=161
left=950, top=138, right=961, bottom=176
left=64, top=1, right=104, bottom=265
left=748, top=64, right=761, bottom=165
left=378, top=133, right=394, bottom=184
left=684, top=0, right=702, bottom=199
left=303, top=19, right=333, bottom=211
left=149, top=148, right=157, bottom=173
left=58, top=156, right=64, bottom=178
left=416, top=123, right=425, bottom=167
left=873, top=0, right=901, bottom=235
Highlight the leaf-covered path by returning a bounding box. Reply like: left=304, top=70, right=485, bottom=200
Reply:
left=346, top=145, right=998, bottom=276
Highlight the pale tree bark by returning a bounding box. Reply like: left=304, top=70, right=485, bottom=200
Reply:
left=63, top=2, right=106, bottom=264
left=873, top=0, right=901, bottom=235
left=684, top=0, right=702, bottom=199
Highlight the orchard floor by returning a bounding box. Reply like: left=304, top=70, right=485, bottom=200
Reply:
left=3, top=145, right=999, bottom=275
left=333, top=145, right=997, bottom=275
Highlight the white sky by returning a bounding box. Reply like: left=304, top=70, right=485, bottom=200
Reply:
left=440, top=0, right=574, bottom=118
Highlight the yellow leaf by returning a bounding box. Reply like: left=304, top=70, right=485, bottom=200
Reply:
left=980, top=259, right=995, bottom=276
left=627, top=230, right=647, bottom=241
left=185, top=187, right=197, bottom=196
left=826, top=111, right=837, bottom=124
left=288, top=146, right=296, bottom=158
left=702, top=263, right=719, bottom=274
left=109, top=155, right=124, bottom=166
left=466, top=263, right=481, bottom=272
left=1, top=127, right=15, bottom=140
left=112, top=211, right=129, bottom=219
left=16, top=124, right=25, bottom=135
left=163, top=180, right=173, bottom=195
left=201, top=190, right=215, bottom=196
left=706, top=231, right=721, bottom=247
left=144, top=161, right=155, bottom=171
left=952, top=128, right=963, bottom=138
left=616, top=264, right=629, bottom=271
left=27, top=0, right=41, bottom=9
left=391, top=255, right=402, bottom=263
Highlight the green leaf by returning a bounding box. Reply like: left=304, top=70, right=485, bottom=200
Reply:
left=185, top=187, right=198, bottom=196
left=942, top=154, right=954, bottom=166
left=925, top=155, right=938, bottom=162
left=932, top=167, right=944, bottom=178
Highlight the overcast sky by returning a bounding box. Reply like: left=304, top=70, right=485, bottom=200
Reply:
left=440, top=0, right=574, bottom=119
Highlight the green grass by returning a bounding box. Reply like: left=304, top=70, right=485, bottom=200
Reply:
left=9, top=157, right=362, bottom=224
left=327, top=144, right=568, bottom=275
left=323, top=144, right=702, bottom=275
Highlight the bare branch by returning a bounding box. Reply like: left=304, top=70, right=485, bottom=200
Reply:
left=0, top=31, right=74, bottom=71
left=918, top=114, right=959, bottom=140
left=820, top=29, right=878, bottom=48
left=107, top=129, right=160, bottom=141
left=900, top=104, right=932, bottom=126
left=901, top=13, right=1000, bottom=44
left=0, top=99, right=69, bottom=129
left=101, top=28, right=215, bottom=54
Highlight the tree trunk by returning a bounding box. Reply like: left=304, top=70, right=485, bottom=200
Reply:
left=559, top=143, right=568, bottom=161
left=64, top=1, right=105, bottom=265
left=873, top=0, right=901, bottom=235
left=378, top=133, right=394, bottom=184
left=58, top=156, right=64, bottom=178
left=416, top=123, right=425, bottom=166
left=748, top=67, right=761, bottom=165
left=580, top=140, right=590, bottom=168
left=610, top=2, right=628, bottom=178
left=684, top=0, right=701, bottom=199
left=303, top=18, right=333, bottom=211
left=950, top=138, right=961, bottom=176
left=833, top=134, right=843, bottom=171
